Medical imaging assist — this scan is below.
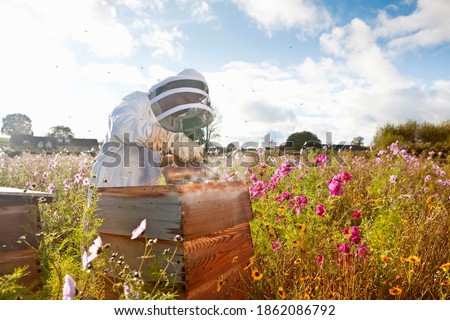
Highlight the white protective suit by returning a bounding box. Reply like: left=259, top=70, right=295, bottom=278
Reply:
left=90, top=69, right=213, bottom=188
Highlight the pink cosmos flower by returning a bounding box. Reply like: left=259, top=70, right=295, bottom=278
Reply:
left=48, top=160, right=57, bottom=169
left=63, top=179, right=72, bottom=191
left=131, top=219, right=147, bottom=240
left=82, top=236, right=102, bottom=270
left=279, top=162, right=293, bottom=175
left=289, top=196, right=308, bottom=215
left=340, top=172, right=352, bottom=182
left=62, top=275, right=76, bottom=300
left=267, top=173, right=281, bottom=190
left=316, top=204, right=326, bottom=218
left=275, top=191, right=291, bottom=202
left=123, top=284, right=131, bottom=300
left=331, top=174, right=342, bottom=182
left=338, top=243, right=351, bottom=255
left=74, top=173, right=83, bottom=183
left=249, top=180, right=266, bottom=198
left=88, top=236, right=102, bottom=257
left=315, top=154, right=328, bottom=166
left=349, top=226, right=361, bottom=244
left=317, top=254, right=324, bottom=268
left=224, top=172, right=237, bottom=181
left=47, top=183, right=56, bottom=193
left=328, top=180, right=343, bottom=196
left=82, top=177, right=90, bottom=186
left=351, top=226, right=360, bottom=235
left=349, top=234, right=361, bottom=244
left=390, top=175, right=397, bottom=183
left=271, top=240, right=282, bottom=253
left=357, top=244, right=370, bottom=260
left=353, top=210, right=362, bottom=219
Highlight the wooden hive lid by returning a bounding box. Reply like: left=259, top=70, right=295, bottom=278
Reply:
left=0, top=187, right=54, bottom=206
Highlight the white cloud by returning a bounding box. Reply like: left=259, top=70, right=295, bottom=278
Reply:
left=7, top=0, right=134, bottom=59
left=117, top=0, right=167, bottom=12
left=141, top=26, right=185, bottom=59
left=376, top=0, right=450, bottom=54
left=320, top=18, right=409, bottom=90
left=205, top=37, right=449, bottom=147
left=232, top=0, right=332, bottom=38
left=176, top=0, right=217, bottom=23
left=425, top=80, right=450, bottom=122
left=191, top=0, right=216, bottom=23
left=0, top=0, right=138, bottom=139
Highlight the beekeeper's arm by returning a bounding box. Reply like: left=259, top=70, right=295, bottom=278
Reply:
left=108, top=93, right=154, bottom=146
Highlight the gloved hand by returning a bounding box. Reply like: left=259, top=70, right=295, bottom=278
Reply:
left=170, top=133, right=204, bottom=163
left=146, top=125, right=203, bottom=163
left=146, top=125, right=173, bottom=153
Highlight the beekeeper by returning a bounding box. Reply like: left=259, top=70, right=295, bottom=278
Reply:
left=90, top=69, right=214, bottom=187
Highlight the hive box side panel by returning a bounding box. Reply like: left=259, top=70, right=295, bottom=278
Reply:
left=99, top=233, right=185, bottom=285
left=183, top=221, right=254, bottom=299
left=180, top=182, right=253, bottom=240
left=0, top=248, right=40, bottom=285
left=97, top=186, right=183, bottom=241
left=0, top=205, right=40, bottom=253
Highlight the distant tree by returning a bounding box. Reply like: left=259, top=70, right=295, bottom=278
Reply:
left=1, top=113, right=33, bottom=136
left=202, top=104, right=222, bottom=151
left=286, top=131, right=321, bottom=151
left=48, top=126, right=74, bottom=138
left=184, top=104, right=222, bottom=151
left=351, top=136, right=364, bottom=147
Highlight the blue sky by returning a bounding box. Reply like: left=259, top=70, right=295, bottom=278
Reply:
left=1, top=0, right=449, bottom=147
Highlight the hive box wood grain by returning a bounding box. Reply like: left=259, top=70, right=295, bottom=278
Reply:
left=0, top=187, right=54, bottom=285
left=96, top=181, right=255, bottom=299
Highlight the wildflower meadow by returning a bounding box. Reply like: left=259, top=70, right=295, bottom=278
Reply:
left=0, top=141, right=449, bottom=300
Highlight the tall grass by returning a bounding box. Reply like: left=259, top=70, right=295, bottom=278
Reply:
left=0, top=142, right=448, bottom=300
left=230, top=142, right=449, bottom=299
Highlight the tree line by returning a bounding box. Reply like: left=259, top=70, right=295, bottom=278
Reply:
left=372, top=120, right=450, bottom=155
left=1, top=113, right=75, bottom=138
left=3, top=113, right=448, bottom=155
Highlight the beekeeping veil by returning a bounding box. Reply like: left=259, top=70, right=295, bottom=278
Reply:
left=148, top=69, right=214, bottom=133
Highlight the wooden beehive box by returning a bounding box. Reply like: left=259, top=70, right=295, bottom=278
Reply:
left=96, top=181, right=255, bottom=299
left=0, top=187, right=54, bottom=285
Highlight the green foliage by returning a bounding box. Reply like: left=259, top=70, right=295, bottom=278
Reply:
left=373, top=120, right=450, bottom=152
left=286, top=131, right=322, bottom=151
left=351, top=136, right=364, bottom=147
left=0, top=266, right=32, bottom=299
left=47, top=125, right=75, bottom=139
left=1, top=113, right=33, bottom=136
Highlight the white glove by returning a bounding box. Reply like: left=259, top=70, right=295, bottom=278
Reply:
left=146, top=125, right=173, bottom=153
left=146, top=125, right=203, bottom=163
